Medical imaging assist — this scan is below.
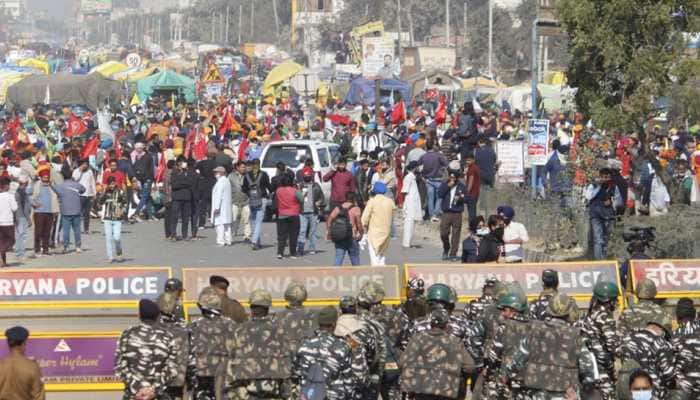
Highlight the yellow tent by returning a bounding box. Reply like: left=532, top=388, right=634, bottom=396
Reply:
left=0, top=71, right=32, bottom=104
left=127, top=67, right=157, bottom=82
left=92, top=61, right=128, bottom=78
left=18, top=58, right=50, bottom=74
left=462, top=77, right=505, bottom=91
left=263, top=61, right=303, bottom=96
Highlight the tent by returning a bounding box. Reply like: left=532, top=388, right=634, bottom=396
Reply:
left=17, top=58, right=50, bottom=74
left=494, top=84, right=577, bottom=113
left=342, top=78, right=411, bottom=106
left=6, top=73, right=124, bottom=111
left=0, top=71, right=32, bottom=104
left=461, top=76, right=505, bottom=93
left=91, top=61, right=129, bottom=78
left=136, top=70, right=196, bottom=103
left=405, top=69, right=463, bottom=95
left=263, top=61, right=303, bottom=96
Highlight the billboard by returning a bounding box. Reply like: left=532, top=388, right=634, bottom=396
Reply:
left=527, top=119, right=550, bottom=166
left=496, top=140, right=525, bottom=183
left=182, top=266, right=401, bottom=306
left=81, top=0, right=113, bottom=15
left=362, top=36, right=396, bottom=78
left=0, top=332, right=122, bottom=391
left=631, top=259, right=700, bottom=297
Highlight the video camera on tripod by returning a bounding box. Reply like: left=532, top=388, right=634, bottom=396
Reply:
left=622, top=226, right=656, bottom=252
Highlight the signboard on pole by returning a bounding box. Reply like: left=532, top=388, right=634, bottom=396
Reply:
left=496, top=140, right=525, bottom=183
left=0, top=267, right=171, bottom=307
left=182, top=266, right=401, bottom=306
left=362, top=36, right=396, bottom=78
left=0, top=332, right=122, bottom=391
left=631, top=259, right=700, bottom=298
left=404, top=262, right=620, bottom=301
left=527, top=119, right=550, bottom=166
left=81, top=0, right=113, bottom=15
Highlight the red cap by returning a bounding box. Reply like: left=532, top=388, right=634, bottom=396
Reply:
left=301, top=167, right=314, bottom=177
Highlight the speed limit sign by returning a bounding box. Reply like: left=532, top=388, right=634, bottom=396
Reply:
left=126, top=53, right=141, bottom=68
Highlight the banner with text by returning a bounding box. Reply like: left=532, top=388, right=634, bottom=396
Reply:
left=496, top=140, right=525, bottom=183
left=405, top=262, right=620, bottom=299
left=183, top=266, right=401, bottom=304
left=527, top=119, right=550, bottom=166
left=0, top=267, right=171, bottom=303
left=631, top=259, right=700, bottom=296
left=0, top=333, right=120, bottom=386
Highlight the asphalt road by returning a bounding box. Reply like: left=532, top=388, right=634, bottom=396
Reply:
left=11, top=216, right=444, bottom=272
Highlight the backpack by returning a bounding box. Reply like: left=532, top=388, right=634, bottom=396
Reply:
left=330, top=206, right=353, bottom=242
left=299, top=362, right=326, bottom=400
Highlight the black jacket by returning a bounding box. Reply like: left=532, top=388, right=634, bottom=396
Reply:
left=133, top=153, right=154, bottom=182
left=196, top=159, right=217, bottom=198
left=477, top=233, right=502, bottom=263
left=170, top=169, right=195, bottom=201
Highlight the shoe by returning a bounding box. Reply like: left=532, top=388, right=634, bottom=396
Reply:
left=290, top=255, right=298, bottom=260
left=252, top=244, right=260, bottom=251
left=243, top=238, right=251, bottom=244
left=116, top=256, right=124, bottom=262
left=450, top=256, right=461, bottom=262
left=277, top=254, right=283, bottom=259
left=441, top=252, right=449, bottom=261
left=75, top=248, right=82, bottom=254
left=307, top=250, right=316, bottom=255
left=431, top=217, right=440, bottom=223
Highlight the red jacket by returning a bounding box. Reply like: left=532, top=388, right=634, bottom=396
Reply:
left=276, top=186, right=301, bottom=216
left=323, top=169, right=356, bottom=203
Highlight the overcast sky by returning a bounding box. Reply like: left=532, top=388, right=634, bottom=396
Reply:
left=26, top=0, right=74, bottom=18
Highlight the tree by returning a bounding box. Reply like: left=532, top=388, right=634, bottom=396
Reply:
left=557, top=0, right=700, bottom=196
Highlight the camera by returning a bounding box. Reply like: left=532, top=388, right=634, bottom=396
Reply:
left=622, top=226, right=656, bottom=244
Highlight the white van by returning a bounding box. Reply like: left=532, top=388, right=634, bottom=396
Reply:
left=259, top=140, right=341, bottom=202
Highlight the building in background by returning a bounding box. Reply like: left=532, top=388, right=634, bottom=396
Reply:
left=293, top=0, right=346, bottom=66
left=0, top=0, right=25, bottom=19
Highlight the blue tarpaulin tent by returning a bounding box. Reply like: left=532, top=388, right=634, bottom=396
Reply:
left=343, top=78, right=411, bottom=106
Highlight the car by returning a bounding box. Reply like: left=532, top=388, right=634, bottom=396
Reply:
left=259, top=139, right=341, bottom=205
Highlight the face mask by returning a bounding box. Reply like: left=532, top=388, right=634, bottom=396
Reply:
left=180, top=162, right=188, bottom=169
left=631, top=390, right=653, bottom=400
left=477, top=228, right=490, bottom=236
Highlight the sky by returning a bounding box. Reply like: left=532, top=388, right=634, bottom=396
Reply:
left=26, top=0, right=74, bottom=18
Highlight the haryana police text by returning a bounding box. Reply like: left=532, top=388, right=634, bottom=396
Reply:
left=0, top=277, right=160, bottom=297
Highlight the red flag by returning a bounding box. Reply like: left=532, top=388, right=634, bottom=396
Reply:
left=155, top=152, right=166, bottom=183
left=81, top=136, right=99, bottom=159
left=218, top=107, right=233, bottom=136
left=435, top=96, right=447, bottom=124
left=391, top=101, right=406, bottom=124
left=237, top=136, right=249, bottom=162
left=66, top=114, right=87, bottom=138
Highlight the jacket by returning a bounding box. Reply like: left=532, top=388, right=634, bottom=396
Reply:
left=170, top=169, right=195, bottom=201
left=132, top=152, right=154, bottom=181
left=53, top=180, right=86, bottom=216
left=300, top=181, right=325, bottom=214
left=30, top=182, right=59, bottom=214
left=323, top=169, right=356, bottom=203
left=585, top=182, right=622, bottom=220
left=478, top=233, right=502, bottom=263
left=0, top=353, right=45, bottom=400
left=14, top=186, right=32, bottom=221
left=228, top=170, right=248, bottom=206
left=98, top=188, right=128, bottom=221
left=437, top=182, right=466, bottom=213
left=242, top=170, right=271, bottom=208
left=275, top=186, right=301, bottom=217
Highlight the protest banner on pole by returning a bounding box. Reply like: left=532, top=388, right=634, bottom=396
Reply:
left=527, top=119, right=550, bottom=166
left=496, top=140, right=525, bottom=183
left=631, top=259, right=700, bottom=298
left=0, top=332, right=123, bottom=391
left=404, top=261, right=621, bottom=302
left=0, top=267, right=171, bottom=309
left=182, top=266, right=401, bottom=306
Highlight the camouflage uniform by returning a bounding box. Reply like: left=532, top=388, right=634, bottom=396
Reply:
left=483, top=313, right=531, bottom=399
left=221, top=296, right=248, bottom=323
left=580, top=304, right=618, bottom=400
left=504, top=294, right=596, bottom=400
left=189, top=288, right=237, bottom=400
left=398, top=294, right=430, bottom=322
left=672, top=319, right=700, bottom=342
left=156, top=292, right=191, bottom=399
left=115, top=321, right=179, bottom=400
left=274, top=282, right=318, bottom=353
left=156, top=292, right=186, bottom=323
left=619, top=279, right=672, bottom=338
left=463, top=294, right=495, bottom=322
left=401, top=311, right=470, bottom=350
left=675, top=330, right=700, bottom=399
left=293, top=329, right=368, bottom=400
left=528, top=288, right=557, bottom=321
left=228, top=290, right=294, bottom=400
left=399, top=312, right=475, bottom=399
left=618, top=328, right=676, bottom=400
left=158, top=278, right=187, bottom=323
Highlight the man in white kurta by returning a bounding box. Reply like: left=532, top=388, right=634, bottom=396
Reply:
left=211, top=167, right=233, bottom=246
left=401, top=162, right=422, bottom=249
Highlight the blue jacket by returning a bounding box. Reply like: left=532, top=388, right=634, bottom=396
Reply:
left=437, top=181, right=466, bottom=213
left=53, top=180, right=86, bottom=216
left=544, top=152, right=572, bottom=193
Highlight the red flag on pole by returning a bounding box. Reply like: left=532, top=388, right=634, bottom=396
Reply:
left=81, top=135, right=99, bottom=159
left=66, top=114, right=87, bottom=138
left=391, top=101, right=406, bottom=124
left=435, top=96, right=447, bottom=124
left=218, top=107, right=233, bottom=136
left=237, top=136, right=249, bottom=162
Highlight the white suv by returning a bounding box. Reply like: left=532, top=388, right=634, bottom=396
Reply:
left=259, top=140, right=341, bottom=203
